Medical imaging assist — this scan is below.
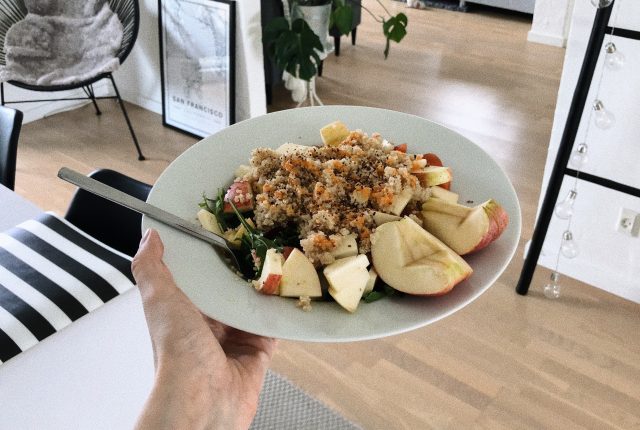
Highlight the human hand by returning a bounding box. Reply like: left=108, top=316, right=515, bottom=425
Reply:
left=132, top=229, right=276, bottom=430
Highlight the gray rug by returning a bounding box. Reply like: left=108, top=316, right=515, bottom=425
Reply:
left=251, top=370, right=361, bottom=430
left=400, top=0, right=468, bottom=12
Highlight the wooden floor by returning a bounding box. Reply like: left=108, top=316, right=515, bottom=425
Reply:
left=12, top=2, right=640, bottom=429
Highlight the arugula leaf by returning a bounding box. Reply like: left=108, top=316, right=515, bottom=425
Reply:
left=227, top=200, right=283, bottom=275
left=363, top=291, right=385, bottom=303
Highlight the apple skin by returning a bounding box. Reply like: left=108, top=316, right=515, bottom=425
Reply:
left=370, top=217, right=472, bottom=296
left=422, top=153, right=451, bottom=190
left=254, top=249, right=284, bottom=295
left=412, top=166, right=452, bottom=188
left=421, top=198, right=509, bottom=255
left=470, top=200, right=509, bottom=253
left=223, top=181, right=254, bottom=213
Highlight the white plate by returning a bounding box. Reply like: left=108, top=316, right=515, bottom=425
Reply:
left=144, top=106, right=521, bottom=342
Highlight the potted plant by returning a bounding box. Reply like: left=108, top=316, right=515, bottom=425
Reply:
left=264, top=0, right=407, bottom=103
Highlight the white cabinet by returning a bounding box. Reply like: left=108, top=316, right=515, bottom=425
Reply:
left=536, top=0, right=640, bottom=303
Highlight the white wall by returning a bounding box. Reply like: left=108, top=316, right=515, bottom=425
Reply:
left=8, top=1, right=266, bottom=125
left=535, top=0, right=640, bottom=302
left=527, top=0, right=575, bottom=47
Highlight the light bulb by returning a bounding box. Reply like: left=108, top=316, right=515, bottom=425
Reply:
left=560, top=230, right=579, bottom=259
left=543, top=271, right=561, bottom=299
left=593, top=99, right=615, bottom=129
left=570, top=143, right=589, bottom=169
left=604, top=42, right=625, bottom=70
left=590, top=0, right=613, bottom=8
left=554, top=189, right=578, bottom=220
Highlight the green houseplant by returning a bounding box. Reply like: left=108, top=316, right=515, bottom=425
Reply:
left=264, top=0, right=408, bottom=82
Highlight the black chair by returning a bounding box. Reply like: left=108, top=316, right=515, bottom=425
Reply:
left=0, top=0, right=145, bottom=160
left=65, top=169, right=152, bottom=257
left=0, top=105, right=22, bottom=190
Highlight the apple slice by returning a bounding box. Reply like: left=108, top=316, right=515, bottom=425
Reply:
left=320, top=120, right=350, bottom=147
left=421, top=198, right=509, bottom=255
left=389, top=188, right=413, bottom=216
left=373, top=211, right=402, bottom=226
left=323, top=254, right=370, bottom=312
left=331, top=234, right=358, bottom=259
left=364, top=268, right=378, bottom=295
left=430, top=186, right=459, bottom=204
left=223, top=181, right=254, bottom=213
left=254, top=249, right=284, bottom=295
left=279, top=249, right=322, bottom=298
left=370, top=217, right=472, bottom=295
left=276, top=143, right=310, bottom=156
left=197, top=209, right=223, bottom=235
left=412, top=166, right=452, bottom=188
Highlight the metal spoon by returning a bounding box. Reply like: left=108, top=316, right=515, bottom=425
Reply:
left=57, top=167, right=245, bottom=275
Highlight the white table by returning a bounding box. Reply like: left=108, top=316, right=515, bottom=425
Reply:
left=0, top=185, right=359, bottom=429
left=0, top=185, right=156, bottom=429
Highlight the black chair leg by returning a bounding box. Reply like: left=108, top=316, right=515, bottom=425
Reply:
left=83, top=85, right=102, bottom=116
left=352, top=27, right=357, bottom=45
left=1, top=82, right=4, bottom=106
left=108, top=74, right=145, bottom=161
left=318, top=60, right=323, bottom=77
left=265, top=83, right=272, bottom=105
left=334, top=35, right=341, bottom=57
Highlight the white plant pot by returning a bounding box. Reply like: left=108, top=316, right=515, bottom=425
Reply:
left=291, top=3, right=334, bottom=58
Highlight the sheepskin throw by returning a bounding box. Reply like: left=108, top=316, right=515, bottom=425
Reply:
left=0, top=0, right=123, bottom=86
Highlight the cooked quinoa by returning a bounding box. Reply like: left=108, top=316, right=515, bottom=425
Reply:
left=241, top=130, right=431, bottom=265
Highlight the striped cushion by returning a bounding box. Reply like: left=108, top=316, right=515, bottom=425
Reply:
left=0, top=213, right=134, bottom=363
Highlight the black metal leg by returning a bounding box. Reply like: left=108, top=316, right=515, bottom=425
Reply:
left=265, top=83, right=272, bottom=105
left=318, top=60, right=323, bottom=77
left=334, top=35, right=341, bottom=57
left=1, top=82, right=4, bottom=106
left=108, top=74, right=145, bottom=161
left=84, top=85, right=102, bottom=116
left=351, top=27, right=357, bottom=46
left=515, top=3, right=614, bottom=295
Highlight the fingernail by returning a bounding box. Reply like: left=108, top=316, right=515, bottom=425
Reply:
left=141, top=229, right=151, bottom=243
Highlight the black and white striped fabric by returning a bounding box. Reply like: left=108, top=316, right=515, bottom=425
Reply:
left=0, top=213, right=135, bottom=364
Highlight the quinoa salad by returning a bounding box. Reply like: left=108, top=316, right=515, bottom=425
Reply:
left=197, top=121, right=508, bottom=313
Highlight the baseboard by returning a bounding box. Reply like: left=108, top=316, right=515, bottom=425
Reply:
left=119, top=90, right=162, bottom=116
left=527, top=30, right=567, bottom=48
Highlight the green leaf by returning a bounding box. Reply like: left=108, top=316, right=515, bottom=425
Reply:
left=332, top=4, right=353, bottom=35
left=382, top=13, right=408, bottom=58
left=363, top=291, right=385, bottom=303
left=263, top=17, right=322, bottom=81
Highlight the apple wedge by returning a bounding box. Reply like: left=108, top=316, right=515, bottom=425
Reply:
left=331, top=234, right=358, bottom=259
left=320, top=120, right=350, bottom=147
left=389, top=188, right=413, bottom=216
left=370, top=217, right=472, bottom=295
left=323, top=254, right=370, bottom=312
left=197, top=209, right=223, bottom=235
left=421, top=198, right=509, bottom=255
left=412, top=166, right=452, bottom=188
left=373, top=211, right=402, bottom=226
left=254, top=248, right=284, bottom=295
left=430, top=186, right=459, bottom=204
left=279, top=249, right=322, bottom=298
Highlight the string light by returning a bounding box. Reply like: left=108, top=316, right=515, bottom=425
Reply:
left=554, top=190, right=578, bottom=220
left=592, top=99, right=616, bottom=129
left=544, top=0, right=622, bottom=299
left=604, top=42, right=625, bottom=70
left=569, top=143, right=589, bottom=169
left=543, top=272, right=561, bottom=299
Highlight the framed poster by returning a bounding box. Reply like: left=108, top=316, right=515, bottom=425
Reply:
left=159, top=0, right=235, bottom=138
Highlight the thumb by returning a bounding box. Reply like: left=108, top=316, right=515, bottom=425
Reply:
left=132, top=229, right=177, bottom=300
